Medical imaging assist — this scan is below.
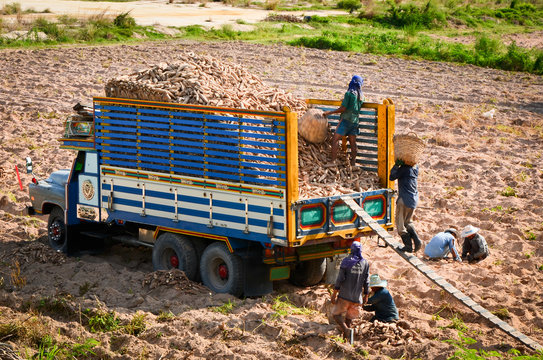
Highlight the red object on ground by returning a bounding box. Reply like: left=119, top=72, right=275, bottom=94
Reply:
left=15, top=165, right=23, bottom=191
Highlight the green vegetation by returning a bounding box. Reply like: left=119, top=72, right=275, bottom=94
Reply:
left=157, top=310, right=176, bottom=322
left=84, top=308, right=120, bottom=333
left=491, top=308, right=511, bottom=320
left=270, top=295, right=315, bottom=319
left=500, top=186, right=517, bottom=197
left=29, top=336, right=99, bottom=360
left=212, top=299, right=237, bottom=314
left=2, top=0, right=543, bottom=74
left=0, top=10, right=165, bottom=48
left=124, top=312, right=147, bottom=336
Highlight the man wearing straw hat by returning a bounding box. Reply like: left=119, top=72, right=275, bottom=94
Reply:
left=363, top=274, right=399, bottom=323
left=330, top=241, right=370, bottom=339
left=461, top=225, right=489, bottom=263
left=390, top=160, right=421, bottom=253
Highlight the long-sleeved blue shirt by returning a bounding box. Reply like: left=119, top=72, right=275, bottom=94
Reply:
left=424, top=232, right=460, bottom=260
left=334, top=259, right=370, bottom=304
left=363, top=287, right=399, bottom=322
left=389, top=164, right=419, bottom=209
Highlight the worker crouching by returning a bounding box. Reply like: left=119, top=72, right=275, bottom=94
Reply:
left=363, top=274, right=399, bottom=323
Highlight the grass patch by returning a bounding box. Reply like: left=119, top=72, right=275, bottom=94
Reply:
left=157, top=310, right=175, bottom=322
left=84, top=307, right=120, bottom=333
left=270, top=295, right=315, bottom=319
left=491, top=308, right=511, bottom=320
left=124, top=312, right=147, bottom=336
left=499, top=186, right=517, bottom=197
left=212, top=299, right=237, bottom=314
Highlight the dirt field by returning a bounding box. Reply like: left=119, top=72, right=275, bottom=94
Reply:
left=0, top=40, right=542, bottom=359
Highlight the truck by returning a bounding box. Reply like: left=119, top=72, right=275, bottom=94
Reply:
left=26, top=96, right=395, bottom=297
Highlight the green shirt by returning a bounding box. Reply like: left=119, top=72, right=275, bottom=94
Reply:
left=340, top=91, right=363, bottom=124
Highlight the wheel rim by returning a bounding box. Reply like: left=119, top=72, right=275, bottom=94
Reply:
left=49, top=219, right=64, bottom=246
left=162, top=249, right=178, bottom=269
left=170, top=255, right=179, bottom=268
left=218, top=264, right=228, bottom=280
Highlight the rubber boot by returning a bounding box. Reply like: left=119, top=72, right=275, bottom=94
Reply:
left=406, top=224, right=422, bottom=253
left=333, top=315, right=351, bottom=339
left=399, top=233, right=413, bottom=252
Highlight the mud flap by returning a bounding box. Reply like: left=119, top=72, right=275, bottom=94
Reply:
left=243, top=258, right=273, bottom=297
left=324, top=254, right=347, bottom=285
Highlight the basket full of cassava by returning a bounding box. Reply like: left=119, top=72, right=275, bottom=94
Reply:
left=393, top=132, right=425, bottom=166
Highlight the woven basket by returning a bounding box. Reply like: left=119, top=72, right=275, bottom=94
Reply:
left=393, top=132, right=425, bottom=166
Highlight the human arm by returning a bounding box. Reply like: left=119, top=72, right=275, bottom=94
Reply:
left=362, top=292, right=377, bottom=311
left=323, top=106, right=346, bottom=118
left=450, top=246, right=462, bottom=262
left=448, top=238, right=462, bottom=262
left=331, top=289, right=339, bottom=304
left=389, top=164, right=403, bottom=181
left=332, top=266, right=347, bottom=301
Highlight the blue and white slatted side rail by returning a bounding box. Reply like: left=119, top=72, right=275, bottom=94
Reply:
left=341, top=197, right=543, bottom=352
left=319, top=106, right=379, bottom=172
left=93, top=98, right=290, bottom=247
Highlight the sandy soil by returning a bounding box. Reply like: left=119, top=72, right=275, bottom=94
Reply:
left=0, top=41, right=542, bottom=359
left=9, top=0, right=345, bottom=28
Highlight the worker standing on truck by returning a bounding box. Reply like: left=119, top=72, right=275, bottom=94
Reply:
left=363, top=274, right=399, bottom=323
left=389, top=160, right=422, bottom=253
left=323, top=75, right=364, bottom=166
left=330, top=241, right=370, bottom=339
left=461, top=225, right=489, bottom=263
left=424, top=228, right=462, bottom=262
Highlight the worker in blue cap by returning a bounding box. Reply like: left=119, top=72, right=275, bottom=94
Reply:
left=323, top=75, right=365, bottom=166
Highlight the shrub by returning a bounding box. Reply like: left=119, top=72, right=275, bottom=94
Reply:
left=497, top=42, right=531, bottom=72
left=1, top=2, right=21, bottom=15
left=289, top=34, right=351, bottom=51
left=380, top=0, right=447, bottom=29
left=307, top=15, right=331, bottom=23
left=113, top=12, right=136, bottom=28
left=474, top=35, right=501, bottom=64
left=337, top=0, right=361, bottom=13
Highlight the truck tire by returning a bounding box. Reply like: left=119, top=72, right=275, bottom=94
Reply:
left=290, top=258, right=326, bottom=287
left=152, top=233, right=198, bottom=281
left=47, top=207, right=67, bottom=253
left=200, top=242, right=244, bottom=297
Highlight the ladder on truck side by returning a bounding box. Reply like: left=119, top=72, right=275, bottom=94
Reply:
left=341, top=197, right=543, bottom=352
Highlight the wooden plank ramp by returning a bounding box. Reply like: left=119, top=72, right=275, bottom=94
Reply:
left=341, top=196, right=543, bottom=352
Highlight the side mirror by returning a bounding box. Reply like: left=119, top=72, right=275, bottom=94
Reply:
left=26, top=157, right=33, bottom=174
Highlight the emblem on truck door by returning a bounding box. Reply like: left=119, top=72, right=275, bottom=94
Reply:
left=82, top=180, right=95, bottom=201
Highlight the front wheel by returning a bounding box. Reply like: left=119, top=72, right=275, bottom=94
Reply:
left=200, top=242, right=244, bottom=297
left=152, top=233, right=198, bottom=280
left=48, top=207, right=67, bottom=253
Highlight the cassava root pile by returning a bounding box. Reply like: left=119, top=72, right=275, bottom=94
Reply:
left=298, top=136, right=380, bottom=199
left=105, top=52, right=306, bottom=112
left=355, top=320, right=421, bottom=348
left=105, top=51, right=380, bottom=199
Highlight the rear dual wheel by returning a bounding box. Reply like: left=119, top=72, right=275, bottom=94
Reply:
left=200, top=242, right=244, bottom=297
left=152, top=233, right=198, bottom=280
